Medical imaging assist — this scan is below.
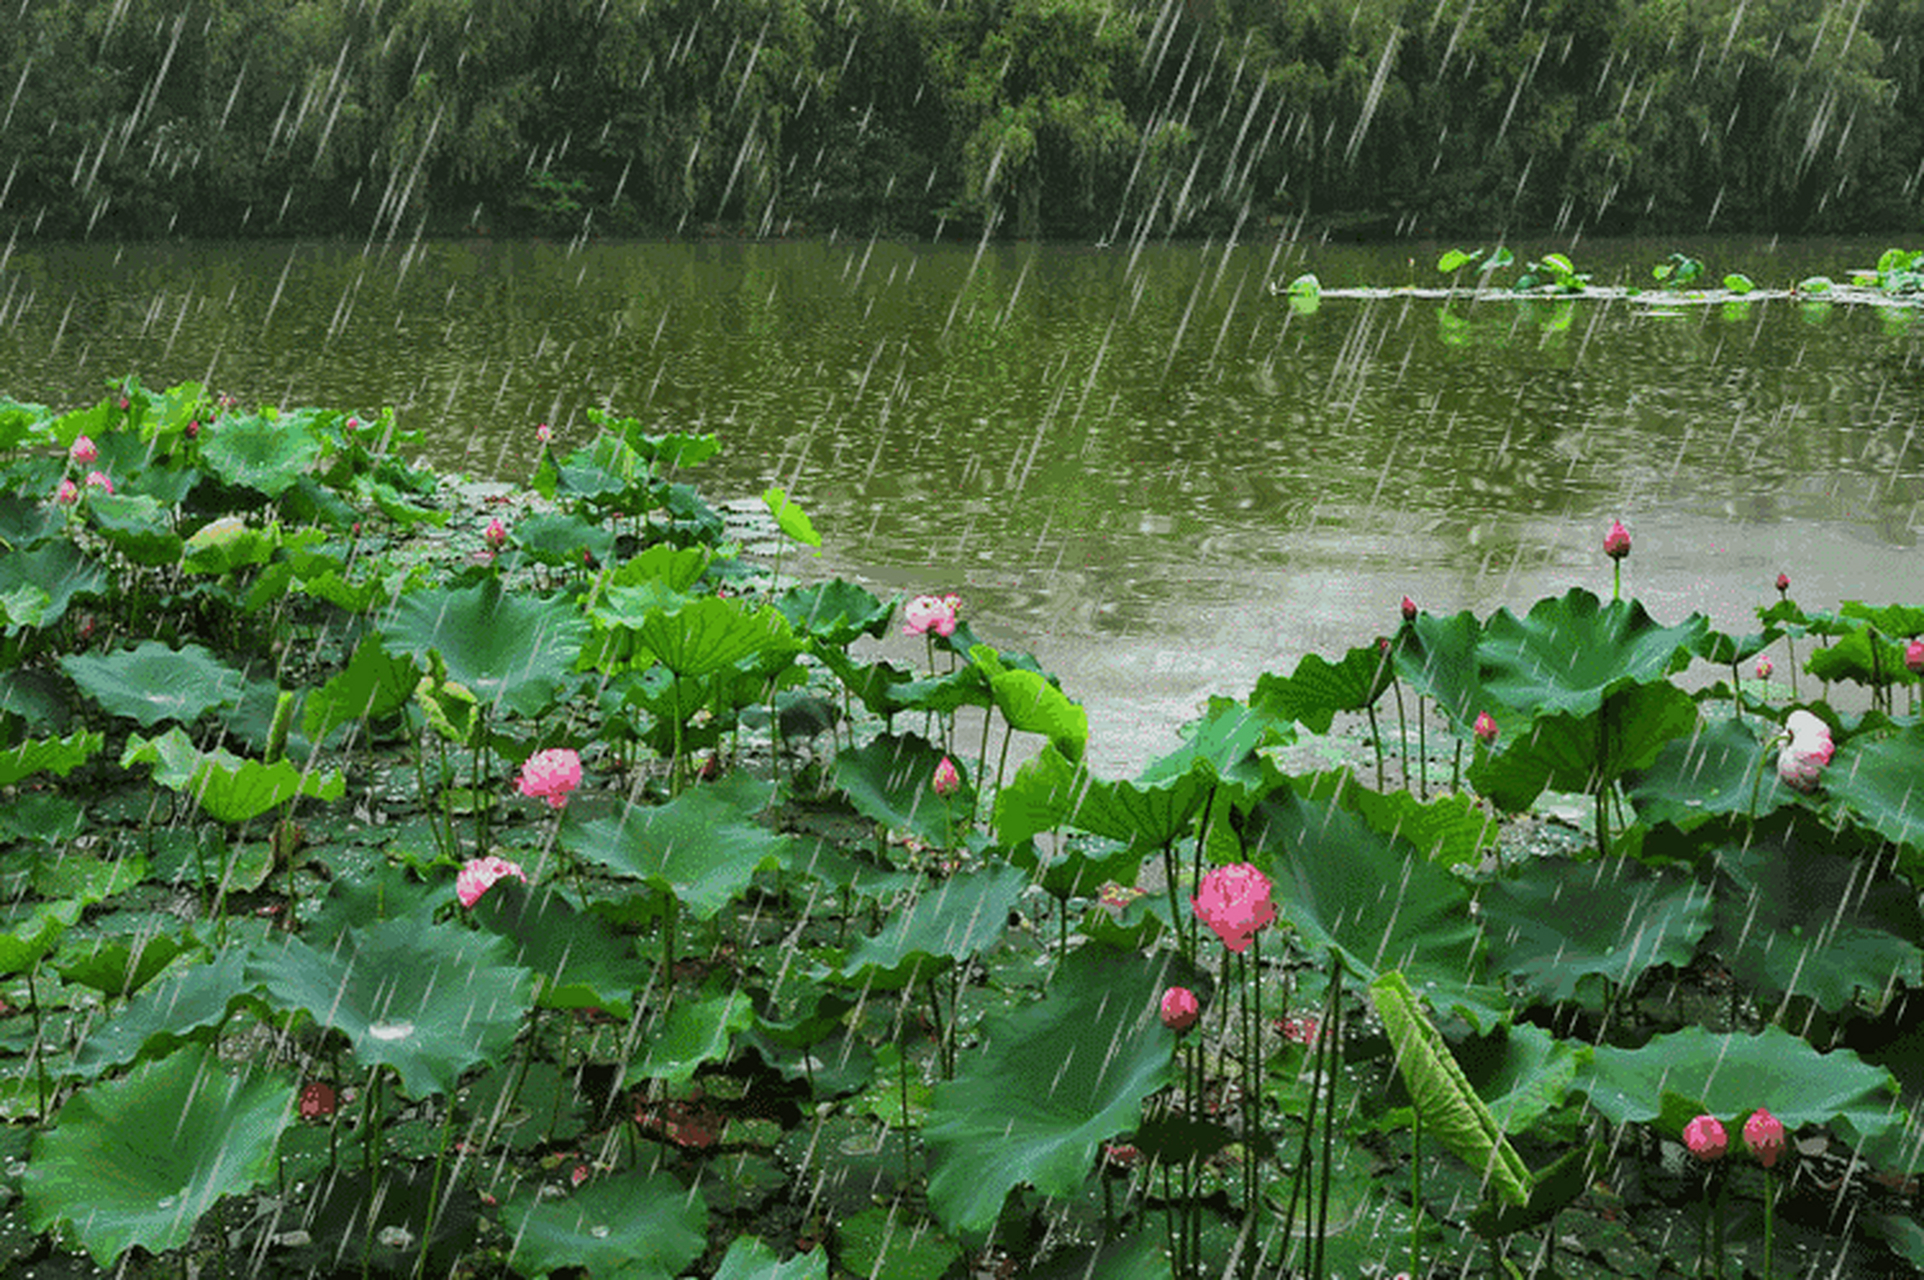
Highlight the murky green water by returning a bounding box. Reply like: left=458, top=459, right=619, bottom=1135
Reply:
left=5, top=236, right=1922, bottom=770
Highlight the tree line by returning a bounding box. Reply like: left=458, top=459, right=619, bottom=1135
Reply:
left=6, top=0, right=1923, bottom=243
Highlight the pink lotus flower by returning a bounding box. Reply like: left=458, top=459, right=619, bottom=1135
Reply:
left=69, top=435, right=97, bottom=466
left=1159, top=986, right=1200, bottom=1032
left=932, top=755, right=960, bottom=796
left=903, top=593, right=961, bottom=637
left=517, top=747, right=582, bottom=809
left=1776, top=710, right=1834, bottom=793
left=54, top=478, right=78, bottom=506
left=1756, top=655, right=1773, bottom=680
left=1907, top=640, right=1924, bottom=676
left=1192, top=863, right=1277, bottom=953
left=1684, top=1114, right=1727, bottom=1161
left=1603, top=519, right=1632, bottom=561
left=344, top=416, right=360, bottom=434
left=484, top=516, right=508, bottom=551
left=1473, top=711, right=1498, bottom=745
left=455, top=855, right=527, bottom=908
left=83, top=470, right=113, bottom=495
left=536, top=422, right=553, bottom=446
left=1743, top=1108, right=1785, bottom=1169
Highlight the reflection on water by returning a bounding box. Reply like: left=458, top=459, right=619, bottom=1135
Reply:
left=5, top=237, right=1923, bottom=771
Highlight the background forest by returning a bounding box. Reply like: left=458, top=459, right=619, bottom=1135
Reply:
left=5, top=0, right=1924, bottom=243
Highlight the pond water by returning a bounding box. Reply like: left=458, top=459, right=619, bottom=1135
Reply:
left=5, top=235, right=1923, bottom=773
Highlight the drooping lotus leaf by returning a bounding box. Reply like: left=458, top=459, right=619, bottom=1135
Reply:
left=503, top=1170, right=707, bottom=1280
left=1250, top=640, right=1397, bottom=733
left=1237, top=782, right=1501, bottom=1027
left=62, top=641, right=247, bottom=728
left=1827, top=720, right=1924, bottom=858
left=0, top=729, right=102, bottom=787
left=197, top=409, right=322, bottom=497
left=25, top=1046, right=290, bottom=1266
left=1627, top=714, right=1790, bottom=831
left=564, top=773, right=792, bottom=921
left=992, top=740, right=1085, bottom=849
left=1454, top=1021, right=1587, bottom=1138
left=1477, top=856, right=1712, bottom=1006
left=86, top=493, right=181, bottom=566
left=1394, top=609, right=1492, bottom=732
left=1692, top=625, right=1780, bottom=667
left=1074, top=761, right=1213, bottom=850
left=776, top=578, right=893, bottom=645
left=833, top=731, right=975, bottom=852
left=1468, top=682, right=1698, bottom=815
left=472, top=880, right=647, bottom=1018
left=1805, top=625, right=1914, bottom=690
left=1574, top=1023, right=1903, bottom=1149
left=70, top=948, right=253, bottom=1079
left=639, top=594, right=799, bottom=679
left=1137, top=695, right=1290, bottom=793
left=832, top=863, right=1031, bottom=990
left=250, top=916, right=534, bottom=1099
left=179, top=515, right=277, bottom=575
left=713, top=1234, right=829, bottom=1280
left=302, top=633, right=419, bottom=742
left=55, top=925, right=185, bottom=1002
left=384, top=576, right=587, bottom=718
left=629, top=988, right=756, bottom=1087
left=763, top=487, right=822, bottom=548
left=121, top=726, right=344, bottom=824
left=969, top=644, right=1088, bottom=761
left=1477, top=589, right=1706, bottom=720
left=0, top=540, right=106, bottom=630
left=812, top=647, right=916, bottom=719
left=922, top=946, right=1174, bottom=1236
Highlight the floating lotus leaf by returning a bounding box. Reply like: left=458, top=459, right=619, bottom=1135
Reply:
left=505, top=1171, right=707, bottom=1280
left=714, top=1235, right=829, bottom=1280
left=26, top=1048, right=289, bottom=1266
left=564, top=773, right=792, bottom=921
left=776, top=578, right=893, bottom=644
left=198, top=410, right=322, bottom=497
left=249, top=916, right=534, bottom=1098
left=385, top=576, right=587, bottom=718
left=833, top=731, right=975, bottom=851
left=1477, top=589, right=1706, bottom=720
left=1477, top=856, right=1712, bottom=1006
left=922, top=946, right=1174, bottom=1235
left=835, top=1205, right=958, bottom=1280
left=63, top=641, right=246, bottom=728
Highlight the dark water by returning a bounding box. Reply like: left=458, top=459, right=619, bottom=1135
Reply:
left=5, top=236, right=1922, bottom=772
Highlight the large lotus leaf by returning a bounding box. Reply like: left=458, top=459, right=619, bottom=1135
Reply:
left=504, top=1171, right=706, bottom=1280
left=835, top=1205, right=959, bottom=1280
left=564, top=773, right=791, bottom=921
left=776, top=579, right=893, bottom=645
left=1574, top=1024, right=1903, bottom=1149
left=1707, top=832, right=1924, bottom=1015
left=833, top=731, right=975, bottom=851
left=249, top=917, right=534, bottom=1099
left=179, top=515, right=276, bottom=575
left=62, top=641, right=247, bottom=727
left=1291, top=772, right=1500, bottom=870
left=121, top=726, right=344, bottom=824
left=70, top=949, right=254, bottom=1079
left=813, top=647, right=916, bottom=719
left=0, top=540, right=106, bottom=629
left=385, top=576, right=587, bottom=718
left=639, top=594, right=798, bottom=678
left=1457, top=1021, right=1586, bottom=1137
left=1478, top=589, right=1706, bottom=719
left=885, top=664, right=995, bottom=716
left=923, top=946, right=1175, bottom=1236
left=1627, top=714, right=1792, bottom=831
left=629, top=988, right=756, bottom=1087
left=1138, top=695, right=1291, bottom=793
left=1840, top=601, right=1924, bottom=638
left=510, top=511, right=616, bottom=567
left=0, top=899, right=83, bottom=974
left=1827, top=720, right=1924, bottom=858
left=1805, top=625, right=1915, bottom=690
left=1075, top=762, right=1213, bottom=850
left=608, top=542, right=711, bottom=592
left=198, top=410, right=322, bottom=497
left=1250, top=640, right=1396, bottom=733
left=53, top=922, right=179, bottom=1003
left=0, top=729, right=102, bottom=787
left=25, top=1046, right=290, bottom=1266
left=1237, top=783, right=1500, bottom=1027
left=992, top=740, right=1085, bottom=848
left=1468, top=682, right=1698, bottom=814
left=1478, top=857, right=1712, bottom=1006
left=714, top=1235, right=829, bottom=1280
left=473, top=880, right=646, bottom=1018
left=969, top=644, right=1088, bottom=760
left=86, top=493, right=181, bottom=566
left=302, top=633, right=419, bottom=741
left=833, top=863, right=1030, bottom=989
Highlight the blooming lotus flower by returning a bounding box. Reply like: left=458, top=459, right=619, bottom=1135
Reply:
left=1192, top=863, right=1277, bottom=953
left=1159, top=986, right=1201, bottom=1032
left=83, top=470, right=113, bottom=495
left=1756, top=655, right=1773, bottom=680
left=517, top=747, right=582, bottom=809
left=1776, top=710, right=1834, bottom=793
left=932, top=755, right=960, bottom=796
left=1907, top=639, right=1924, bottom=676
left=903, top=593, right=961, bottom=637
left=484, top=516, right=508, bottom=551
left=1473, top=711, right=1498, bottom=745
left=1744, top=1108, right=1785, bottom=1169
left=1603, top=519, right=1632, bottom=560
left=69, top=435, right=97, bottom=466
left=54, top=478, right=78, bottom=506
left=455, top=855, right=527, bottom=908
left=1684, top=1114, right=1727, bottom=1162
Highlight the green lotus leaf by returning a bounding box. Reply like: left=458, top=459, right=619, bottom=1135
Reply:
left=25, top=1047, right=290, bottom=1266
left=1574, top=1024, right=1903, bottom=1149
left=992, top=740, right=1084, bottom=849
left=1478, top=857, right=1712, bottom=1006
left=55, top=927, right=186, bottom=1002
left=33, top=849, right=145, bottom=903
left=0, top=729, right=103, bottom=787
left=509, top=511, right=616, bottom=567
left=608, top=542, right=711, bottom=591
left=639, top=594, right=798, bottom=679
left=923, top=946, right=1175, bottom=1236
left=1840, top=600, right=1924, bottom=639
left=1393, top=608, right=1493, bottom=732
left=0, top=540, right=106, bottom=631
left=1250, top=640, right=1396, bottom=734
left=1627, top=714, right=1789, bottom=831
left=503, top=1171, right=706, bottom=1280
left=885, top=664, right=994, bottom=716
left=812, top=647, right=916, bottom=719
left=1805, top=625, right=1913, bottom=689
left=833, top=863, right=1030, bottom=989
left=1828, top=720, right=1924, bottom=856
left=86, top=493, right=181, bottom=566
left=564, top=773, right=792, bottom=921
left=197, top=410, right=322, bottom=497
left=0, top=898, right=83, bottom=974
left=1291, top=771, right=1500, bottom=870
left=1469, top=682, right=1699, bottom=814
left=1138, top=695, right=1290, bottom=793
left=385, top=576, right=587, bottom=718
left=250, top=916, right=534, bottom=1099
left=714, top=1234, right=829, bottom=1280
left=1478, top=589, right=1706, bottom=720
left=836, top=1206, right=958, bottom=1280
left=1457, top=1021, right=1587, bottom=1137
left=628, top=425, right=721, bottom=471
left=763, top=486, right=822, bottom=548
left=630, top=988, right=756, bottom=1087
left=970, top=645, right=1088, bottom=760
left=302, top=633, right=418, bottom=741
left=833, top=732, right=975, bottom=851
left=70, top=949, right=254, bottom=1079
left=180, top=515, right=276, bottom=575
left=62, top=641, right=247, bottom=728
left=1074, top=762, right=1212, bottom=850
left=472, top=880, right=647, bottom=1018
left=121, top=726, right=344, bottom=824
left=776, top=579, right=893, bottom=645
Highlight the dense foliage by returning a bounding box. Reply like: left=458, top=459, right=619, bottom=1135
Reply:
left=8, top=0, right=1924, bottom=242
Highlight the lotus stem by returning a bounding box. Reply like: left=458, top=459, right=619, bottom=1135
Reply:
left=1761, top=1165, right=1775, bottom=1280
left=1366, top=703, right=1385, bottom=791
left=1391, top=674, right=1410, bottom=792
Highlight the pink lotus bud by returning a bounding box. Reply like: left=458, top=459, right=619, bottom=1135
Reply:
left=1603, top=519, right=1632, bottom=561
left=517, top=747, right=583, bottom=809
left=1775, top=572, right=1790, bottom=593
left=932, top=755, right=960, bottom=796
left=344, top=416, right=360, bottom=434
left=1159, top=986, right=1201, bottom=1032
left=1684, top=1114, right=1727, bottom=1161
left=1473, top=711, right=1498, bottom=745
left=536, top=422, right=553, bottom=446
left=1776, top=710, right=1834, bottom=793
left=484, top=516, right=508, bottom=551
left=83, top=470, right=113, bottom=496
left=1192, top=863, right=1277, bottom=953
left=1743, top=1108, right=1785, bottom=1169
left=1907, top=639, right=1924, bottom=676
left=117, top=397, right=129, bottom=411
left=1756, top=655, right=1773, bottom=680
left=1400, top=596, right=1417, bottom=622
left=69, top=435, right=98, bottom=466
left=54, top=478, right=78, bottom=506
left=185, top=419, right=200, bottom=440
left=455, top=855, right=528, bottom=908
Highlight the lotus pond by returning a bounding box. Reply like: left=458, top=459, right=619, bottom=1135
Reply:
left=1, top=379, right=1922, bottom=1279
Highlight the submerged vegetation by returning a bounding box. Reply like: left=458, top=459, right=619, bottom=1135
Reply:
left=1, top=377, right=1922, bottom=1277
left=11, top=0, right=1924, bottom=242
